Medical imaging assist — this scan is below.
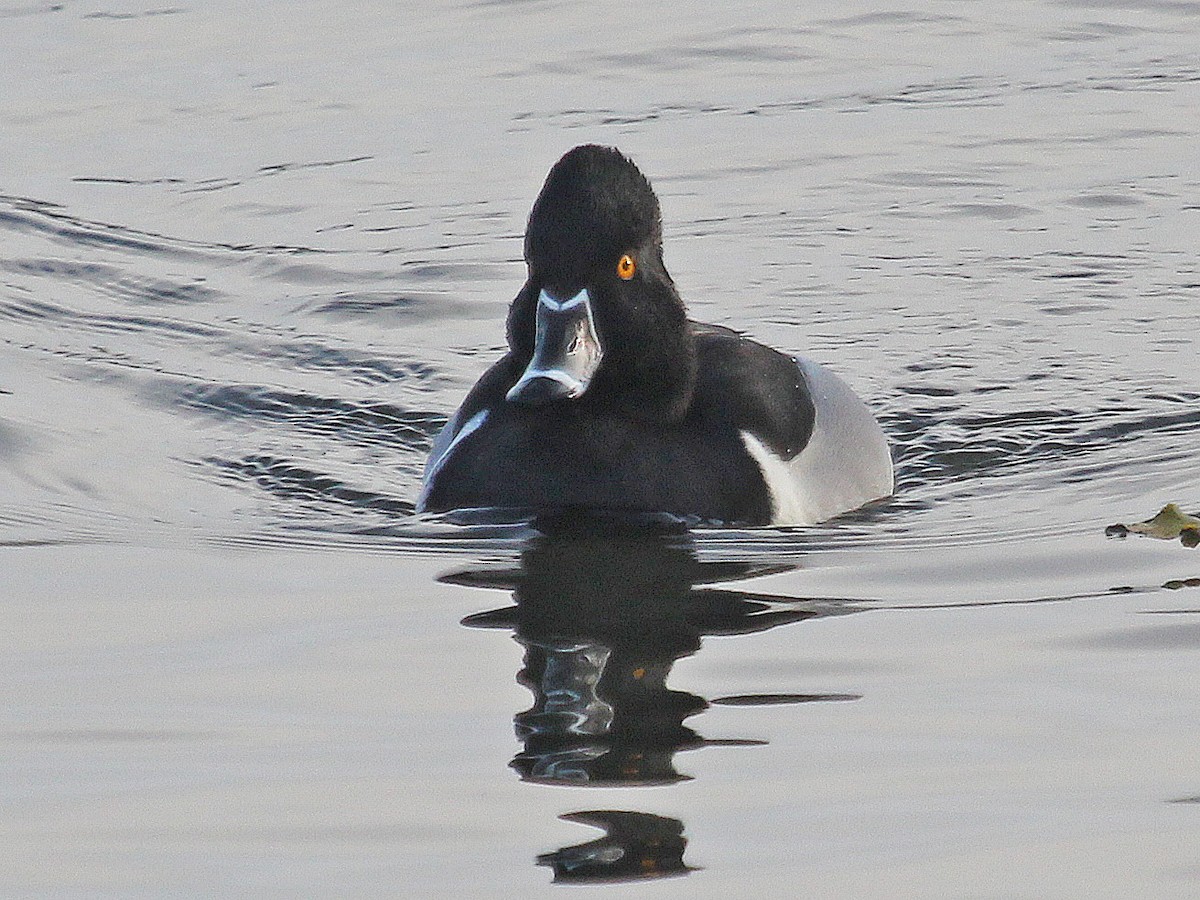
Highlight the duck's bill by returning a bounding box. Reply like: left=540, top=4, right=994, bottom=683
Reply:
left=507, top=288, right=604, bottom=405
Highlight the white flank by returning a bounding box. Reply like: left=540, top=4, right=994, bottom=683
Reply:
left=741, top=357, right=893, bottom=525
left=740, top=430, right=818, bottom=525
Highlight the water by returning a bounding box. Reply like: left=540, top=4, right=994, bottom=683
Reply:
left=2, top=0, right=1199, bottom=895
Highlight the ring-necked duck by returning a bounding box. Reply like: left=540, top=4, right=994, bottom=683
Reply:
left=419, top=145, right=893, bottom=525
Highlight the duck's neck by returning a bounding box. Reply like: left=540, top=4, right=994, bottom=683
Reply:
left=591, top=299, right=697, bottom=423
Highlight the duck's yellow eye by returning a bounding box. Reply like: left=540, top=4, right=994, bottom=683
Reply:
left=617, top=254, right=636, bottom=280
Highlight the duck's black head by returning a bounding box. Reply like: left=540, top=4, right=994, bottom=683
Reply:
left=506, top=146, right=696, bottom=422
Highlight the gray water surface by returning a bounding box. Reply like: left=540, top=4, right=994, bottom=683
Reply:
left=3, top=1, right=1199, bottom=896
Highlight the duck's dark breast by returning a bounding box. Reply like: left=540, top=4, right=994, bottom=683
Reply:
left=421, top=404, right=773, bottom=525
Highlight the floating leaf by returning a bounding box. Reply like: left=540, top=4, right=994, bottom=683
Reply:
left=1108, top=503, right=1200, bottom=547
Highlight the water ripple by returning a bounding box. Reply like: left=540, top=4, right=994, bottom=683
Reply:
left=169, top=382, right=444, bottom=450
left=204, top=454, right=415, bottom=518
left=0, top=295, right=225, bottom=339
left=4, top=257, right=222, bottom=306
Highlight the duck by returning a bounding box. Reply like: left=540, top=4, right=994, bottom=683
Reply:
left=418, top=145, right=893, bottom=526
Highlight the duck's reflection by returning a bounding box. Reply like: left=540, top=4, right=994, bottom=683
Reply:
left=447, top=516, right=861, bottom=883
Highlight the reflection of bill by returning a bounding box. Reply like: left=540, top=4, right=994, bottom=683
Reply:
left=537, top=811, right=694, bottom=884
left=450, top=515, right=863, bottom=883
